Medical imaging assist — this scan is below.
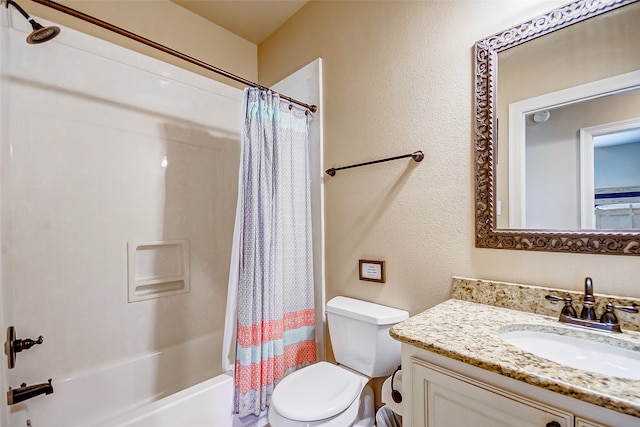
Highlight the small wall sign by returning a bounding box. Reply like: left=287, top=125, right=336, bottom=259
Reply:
left=359, top=260, right=386, bottom=283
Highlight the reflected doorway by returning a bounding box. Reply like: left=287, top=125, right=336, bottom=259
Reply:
left=580, top=120, right=640, bottom=229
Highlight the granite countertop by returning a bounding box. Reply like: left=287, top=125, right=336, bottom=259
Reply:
left=390, top=298, right=640, bottom=418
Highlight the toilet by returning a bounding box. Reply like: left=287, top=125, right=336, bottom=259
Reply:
left=268, top=296, right=409, bottom=427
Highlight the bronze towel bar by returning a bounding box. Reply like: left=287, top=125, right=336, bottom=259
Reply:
left=326, top=151, right=424, bottom=176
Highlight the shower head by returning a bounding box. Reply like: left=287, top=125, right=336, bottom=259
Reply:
left=25, top=19, right=60, bottom=44
left=5, top=0, right=60, bottom=44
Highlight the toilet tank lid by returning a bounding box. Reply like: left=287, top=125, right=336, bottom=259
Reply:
left=326, top=296, right=409, bottom=325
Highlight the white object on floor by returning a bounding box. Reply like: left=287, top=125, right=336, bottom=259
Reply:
left=375, top=405, right=402, bottom=427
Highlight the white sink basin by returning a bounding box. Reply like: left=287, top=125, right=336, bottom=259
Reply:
left=499, top=327, right=640, bottom=380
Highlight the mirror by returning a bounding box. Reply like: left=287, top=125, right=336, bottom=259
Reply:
left=474, top=0, right=640, bottom=255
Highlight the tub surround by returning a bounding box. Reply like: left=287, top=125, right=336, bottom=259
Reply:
left=390, top=277, right=640, bottom=418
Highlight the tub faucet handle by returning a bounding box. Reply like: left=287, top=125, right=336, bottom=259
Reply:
left=5, top=326, right=44, bottom=369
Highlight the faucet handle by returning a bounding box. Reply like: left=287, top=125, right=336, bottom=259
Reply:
left=600, top=302, right=639, bottom=325
left=4, top=327, right=44, bottom=369
left=545, top=295, right=578, bottom=318
left=612, top=303, right=639, bottom=313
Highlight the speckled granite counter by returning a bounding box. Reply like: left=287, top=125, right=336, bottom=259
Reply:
left=390, top=298, right=640, bottom=418
left=451, top=276, right=640, bottom=332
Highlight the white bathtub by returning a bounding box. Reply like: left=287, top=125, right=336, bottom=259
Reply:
left=9, top=334, right=226, bottom=427
left=95, top=374, right=235, bottom=427
left=96, top=373, right=272, bottom=427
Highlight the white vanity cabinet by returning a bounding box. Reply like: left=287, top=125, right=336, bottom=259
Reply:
left=402, top=345, right=639, bottom=427
left=411, top=358, right=572, bottom=427
left=574, top=419, right=608, bottom=427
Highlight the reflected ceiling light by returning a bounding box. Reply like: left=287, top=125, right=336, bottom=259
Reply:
left=5, top=0, right=60, bottom=44
left=533, top=110, right=551, bottom=123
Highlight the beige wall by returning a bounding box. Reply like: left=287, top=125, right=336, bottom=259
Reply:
left=26, top=0, right=257, bottom=86
left=259, top=0, right=640, bottom=317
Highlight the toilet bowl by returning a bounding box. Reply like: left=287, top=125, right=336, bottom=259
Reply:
left=267, top=297, right=409, bottom=427
left=268, top=362, right=372, bottom=427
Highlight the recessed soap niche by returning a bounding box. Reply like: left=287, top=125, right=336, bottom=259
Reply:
left=127, top=240, right=190, bottom=302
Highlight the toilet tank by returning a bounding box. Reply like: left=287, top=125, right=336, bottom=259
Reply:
left=326, top=296, right=409, bottom=378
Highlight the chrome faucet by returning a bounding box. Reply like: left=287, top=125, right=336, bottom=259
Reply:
left=7, top=379, right=53, bottom=405
left=545, top=277, right=638, bottom=333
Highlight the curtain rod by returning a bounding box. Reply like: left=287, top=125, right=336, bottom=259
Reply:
left=30, top=0, right=318, bottom=113
left=326, top=151, right=424, bottom=176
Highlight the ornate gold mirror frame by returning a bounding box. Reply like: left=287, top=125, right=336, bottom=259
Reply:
left=474, top=0, right=640, bottom=255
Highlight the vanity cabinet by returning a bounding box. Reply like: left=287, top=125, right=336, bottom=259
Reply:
left=574, top=419, right=608, bottom=427
left=411, top=358, right=572, bottom=427
left=402, top=345, right=639, bottom=427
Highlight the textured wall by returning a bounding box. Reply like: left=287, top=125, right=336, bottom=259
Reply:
left=258, top=0, right=640, bottom=317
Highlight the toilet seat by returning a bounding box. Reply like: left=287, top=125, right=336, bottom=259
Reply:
left=269, top=362, right=367, bottom=426
left=268, top=397, right=361, bottom=427
left=272, top=362, right=362, bottom=420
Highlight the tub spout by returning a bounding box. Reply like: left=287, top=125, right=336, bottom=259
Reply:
left=7, top=379, right=53, bottom=405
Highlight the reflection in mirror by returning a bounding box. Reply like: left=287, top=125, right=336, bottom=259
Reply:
left=474, top=0, right=640, bottom=255
left=495, top=2, right=640, bottom=230
left=505, top=82, right=640, bottom=230
left=593, top=127, right=640, bottom=230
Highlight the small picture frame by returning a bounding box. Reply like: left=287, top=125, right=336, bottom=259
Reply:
left=359, top=260, right=386, bottom=283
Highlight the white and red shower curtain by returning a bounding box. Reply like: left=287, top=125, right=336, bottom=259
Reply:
left=227, top=88, right=316, bottom=418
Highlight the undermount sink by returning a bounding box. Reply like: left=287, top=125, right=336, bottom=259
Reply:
left=499, top=326, right=640, bottom=380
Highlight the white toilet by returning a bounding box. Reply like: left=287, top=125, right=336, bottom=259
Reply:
left=268, top=296, right=409, bottom=427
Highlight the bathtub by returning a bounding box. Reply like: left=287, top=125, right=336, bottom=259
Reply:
left=8, top=333, right=235, bottom=427
left=96, top=374, right=271, bottom=427
left=95, top=374, right=235, bottom=427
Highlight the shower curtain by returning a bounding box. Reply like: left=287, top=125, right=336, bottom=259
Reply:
left=227, top=87, right=316, bottom=418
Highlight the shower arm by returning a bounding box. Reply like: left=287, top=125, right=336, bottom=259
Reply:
left=6, top=0, right=31, bottom=20
left=29, top=0, right=318, bottom=113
